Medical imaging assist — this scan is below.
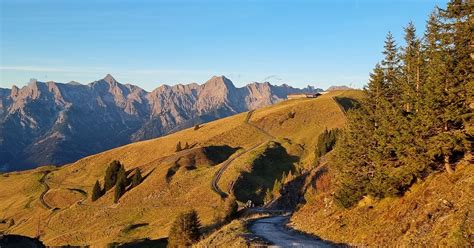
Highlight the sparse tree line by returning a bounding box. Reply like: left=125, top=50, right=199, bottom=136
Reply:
left=264, top=170, right=297, bottom=204
left=333, top=1, right=472, bottom=208
left=91, top=160, right=144, bottom=203
left=175, top=141, right=196, bottom=152
left=315, top=128, right=341, bottom=161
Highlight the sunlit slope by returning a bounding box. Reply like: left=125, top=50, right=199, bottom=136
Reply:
left=0, top=90, right=359, bottom=247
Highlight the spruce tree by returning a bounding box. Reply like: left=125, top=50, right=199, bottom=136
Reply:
left=381, top=32, right=401, bottom=100
left=91, top=180, right=103, bottom=201
left=401, top=22, right=424, bottom=113
left=175, top=141, right=182, bottom=152
left=315, top=128, right=340, bottom=160
left=104, top=160, right=122, bottom=191
left=333, top=2, right=472, bottom=208
left=131, top=168, right=142, bottom=188
left=333, top=104, right=375, bottom=207
left=114, top=165, right=127, bottom=203
left=264, top=188, right=273, bottom=204
left=421, top=8, right=469, bottom=174
left=168, top=210, right=201, bottom=247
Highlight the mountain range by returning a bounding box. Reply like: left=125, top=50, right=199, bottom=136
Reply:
left=0, top=74, right=321, bottom=171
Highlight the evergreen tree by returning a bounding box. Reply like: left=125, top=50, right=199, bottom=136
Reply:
left=400, top=22, right=424, bottom=113
left=168, top=210, right=201, bottom=247
left=333, top=105, right=375, bottom=207
left=421, top=7, right=470, bottom=173
left=315, top=128, right=340, bottom=160
left=104, top=160, right=122, bottom=191
left=264, top=188, right=273, bottom=204
left=437, top=0, right=473, bottom=172
left=114, top=165, right=128, bottom=203
left=184, top=142, right=190, bottom=150
left=333, top=2, right=472, bottom=207
left=175, top=141, right=182, bottom=152
left=381, top=32, right=402, bottom=100
left=91, top=180, right=103, bottom=202
left=131, top=168, right=143, bottom=188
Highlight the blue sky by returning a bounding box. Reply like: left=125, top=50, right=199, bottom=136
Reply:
left=1, top=0, right=447, bottom=91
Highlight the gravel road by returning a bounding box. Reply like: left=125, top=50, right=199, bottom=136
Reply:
left=248, top=215, right=339, bottom=247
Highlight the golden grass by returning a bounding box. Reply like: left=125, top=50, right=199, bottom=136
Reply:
left=291, top=157, right=474, bottom=246
left=0, top=91, right=356, bottom=247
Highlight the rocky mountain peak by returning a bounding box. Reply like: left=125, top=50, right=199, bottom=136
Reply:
left=0, top=75, right=324, bottom=171
left=204, top=75, right=235, bottom=90
left=103, top=74, right=118, bottom=84
left=11, top=85, right=19, bottom=97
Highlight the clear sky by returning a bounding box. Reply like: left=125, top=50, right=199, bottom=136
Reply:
left=1, top=0, right=447, bottom=91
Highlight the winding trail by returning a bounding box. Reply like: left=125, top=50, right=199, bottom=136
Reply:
left=248, top=215, right=338, bottom=247
left=39, top=171, right=53, bottom=210
left=211, top=110, right=275, bottom=198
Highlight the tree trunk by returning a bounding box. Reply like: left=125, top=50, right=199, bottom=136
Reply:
left=444, top=154, right=454, bottom=174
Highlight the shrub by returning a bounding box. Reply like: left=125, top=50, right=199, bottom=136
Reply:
left=194, top=124, right=200, bottom=130
left=288, top=111, right=296, bottom=119
left=168, top=210, right=201, bottom=247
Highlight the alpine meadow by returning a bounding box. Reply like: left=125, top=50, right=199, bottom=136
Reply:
left=0, top=0, right=472, bottom=247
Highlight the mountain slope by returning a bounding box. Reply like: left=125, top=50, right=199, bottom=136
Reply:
left=291, top=153, right=473, bottom=246
left=0, top=75, right=321, bottom=171
left=0, top=90, right=352, bottom=247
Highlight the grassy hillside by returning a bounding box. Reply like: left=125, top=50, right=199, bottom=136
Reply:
left=0, top=90, right=360, bottom=247
left=291, top=153, right=474, bottom=246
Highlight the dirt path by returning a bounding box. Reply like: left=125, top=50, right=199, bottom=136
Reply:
left=248, top=215, right=338, bottom=247
left=211, top=110, right=275, bottom=198
left=211, top=142, right=263, bottom=198
left=39, top=171, right=53, bottom=210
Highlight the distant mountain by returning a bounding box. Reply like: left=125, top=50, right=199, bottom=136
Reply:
left=0, top=74, right=321, bottom=171
left=326, top=85, right=353, bottom=91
